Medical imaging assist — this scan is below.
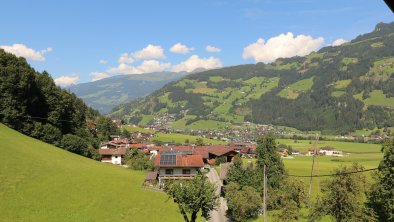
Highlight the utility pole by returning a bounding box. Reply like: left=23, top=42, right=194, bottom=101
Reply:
left=308, top=133, right=319, bottom=208
left=263, top=164, right=267, bottom=222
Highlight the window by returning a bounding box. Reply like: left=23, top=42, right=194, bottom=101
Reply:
left=115, top=156, right=118, bottom=158
left=165, top=169, right=174, bottom=175
left=182, top=169, right=191, bottom=175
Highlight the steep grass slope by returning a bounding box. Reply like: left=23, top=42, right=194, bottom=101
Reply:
left=0, top=124, right=181, bottom=222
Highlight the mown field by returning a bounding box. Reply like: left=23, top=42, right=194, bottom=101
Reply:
left=0, top=124, right=185, bottom=222
left=249, top=139, right=383, bottom=222
left=123, top=125, right=226, bottom=145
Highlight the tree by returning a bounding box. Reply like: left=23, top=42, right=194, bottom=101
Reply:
left=40, top=123, right=62, bottom=146
left=123, top=149, right=153, bottom=170
left=96, top=116, right=119, bottom=141
left=61, top=134, right=89, bottom=156
left=164, top=174, right=219, bottom=222
left=226, top=182, right=262, bottom=222
left=121, top=128, right=130, bottom=139
left=227, top=157, right=261, bottom=191
left=271, top=177, right=306, bottom=221
left=256, top=133, right=286, bottom=189
left=309, top=163, right=376, bottom=222
left=368, top=139, right=394, bottom=221
left=195, top=138, right=204, bottom=146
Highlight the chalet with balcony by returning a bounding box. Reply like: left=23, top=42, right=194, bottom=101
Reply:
left=154, top=151, right=204, bottom=186
left=99, top=148, right=127, bottom=165
left=159, top=145, right=238, bottom=164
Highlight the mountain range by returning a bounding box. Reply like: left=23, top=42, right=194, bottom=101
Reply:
left=109, top=22, right=394, bottom=134
left=69, top=72, right=188, bottom=114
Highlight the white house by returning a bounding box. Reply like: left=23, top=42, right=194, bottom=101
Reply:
left=319, top=148, right=343, bottom=157
left=99, top=148, right=127, bottom=165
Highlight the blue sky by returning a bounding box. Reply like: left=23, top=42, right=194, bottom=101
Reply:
left=0, top=0, right=392, bottom=85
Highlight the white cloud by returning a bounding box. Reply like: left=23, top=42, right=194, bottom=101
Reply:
left=172, top=55, right=222, bottom=72
left=118, top=53, right=134, bottom=64
left=0, top=44, right=52, bottom=62
left=132, top=44, right=165, bottom=60
left=108, top=60, right=171, bottom=74
left=99, top=59, right=108, bottom=65
left=242, top=32, right=324, bottom=63
left=90, top=72, right=109, bottom=81
left=170, top=43, right=193, bottom=54
left=331, top=38, right=347, bottom=46
left=54, top=74, right=79, bottom=86
left=137, top=60, right=171, bottom=73
left=206, top=45, right=221, bottom=52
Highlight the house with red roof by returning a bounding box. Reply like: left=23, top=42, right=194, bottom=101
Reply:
left=158, top=145, right=238, bottom=164
left=99, top=148, right=127, bottom=165
left=154, top=151, right=204, bottom=185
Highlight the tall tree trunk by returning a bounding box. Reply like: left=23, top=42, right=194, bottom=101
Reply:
left=190, top=211, right=198, bottom=222
left=178, top=205, right=190, bottom=222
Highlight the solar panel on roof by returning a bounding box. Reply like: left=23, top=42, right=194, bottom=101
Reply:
left=160, top=154, right=176, bottom=165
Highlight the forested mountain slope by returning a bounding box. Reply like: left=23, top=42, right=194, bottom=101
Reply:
left=111, top=22, right=394, bottom=134
left=69, top=72, right=188, bottom=114
left=0, top=49, right=116, bottom=158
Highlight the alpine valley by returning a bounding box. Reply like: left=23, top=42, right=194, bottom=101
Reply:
left=110, top=22, right=394, bottom=134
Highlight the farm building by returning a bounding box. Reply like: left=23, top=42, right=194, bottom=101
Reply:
left=319, top=147, right=343, bottom=157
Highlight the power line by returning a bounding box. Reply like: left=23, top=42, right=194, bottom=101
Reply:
left=288, top=167, right=383, bottom=178
left=25, top=115, right=77, bottom=123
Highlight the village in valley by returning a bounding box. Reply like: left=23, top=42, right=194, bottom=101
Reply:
left=1, top=1, right=393, bottom=221
left=100, top=120, right=348, bottom=189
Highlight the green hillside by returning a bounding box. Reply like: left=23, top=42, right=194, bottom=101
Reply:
left=111, top=22, right=394, bottom=134
left=0, top=124, right=182, bottom=222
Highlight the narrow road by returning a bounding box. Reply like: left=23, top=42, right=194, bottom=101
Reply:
left=206, top=167, right=228, bottom=222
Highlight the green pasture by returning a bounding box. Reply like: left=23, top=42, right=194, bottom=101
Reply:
left=278, top=77, right=314, bottom=99
left=363, top=90, right=394, bottom=108
left=151, top=132, right=225, bottom=145
left=0, top=124, right=184, bottom=222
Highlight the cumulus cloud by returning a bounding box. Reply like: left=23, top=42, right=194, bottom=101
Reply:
left=206, top=45, right=221, bottom=52
left=90, top=72, right=109, bottom=81
left=108, top=60, right=171, bottom=74
left=54, top=74, right=79, bottom=86
left=242, top=32, right=324, bottom=63
left=132, top=44, right=165, bottom=60
left=172, top=55, right=222, bottom=72
left=0, top=43, right=52, bottom=62
left=118, top=53, right=134, bottom=64
left=331, top=38, right=347, bottom=46
left=170, top=43, right=193, bottom=54
left=99, top=59, right=108, bottom=65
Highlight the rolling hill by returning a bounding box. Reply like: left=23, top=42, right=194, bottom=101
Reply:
left=69, top=72, right=189, bottom=114
left=111, top=22, right=394, bottom=134
left=0, top=124, right=182, bottom=222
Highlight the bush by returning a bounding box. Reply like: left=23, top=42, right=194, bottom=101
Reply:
left=61, top=134, right=89, bottom=156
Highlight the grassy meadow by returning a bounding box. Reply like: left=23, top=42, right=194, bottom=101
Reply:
left=0, top=124, right=186, bottom=222
left=249, top=139, right=383, bottom=222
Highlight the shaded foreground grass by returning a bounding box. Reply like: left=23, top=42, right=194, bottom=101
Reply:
left=0, top=124, right=183, bottom=222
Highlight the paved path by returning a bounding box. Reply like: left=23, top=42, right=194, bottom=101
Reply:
left=206, top=168, right=228, bottom=222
